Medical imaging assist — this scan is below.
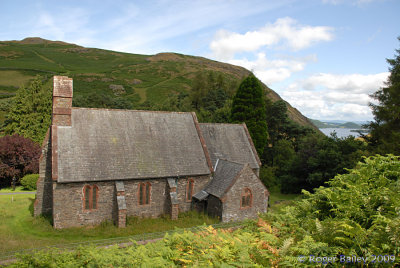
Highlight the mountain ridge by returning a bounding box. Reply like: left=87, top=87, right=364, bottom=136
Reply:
left=0, top=37, right=317, bottom=131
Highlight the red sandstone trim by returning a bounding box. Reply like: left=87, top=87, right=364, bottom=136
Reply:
left=53, top=107, right=72, bottom=115
left=137, top=182, right=152, bottom=206
left=242, top=123, right=262, bottom=167
left=51, top=125, right=58, bottom=181
left=82, top=184, right=99, bottom=212
left=191, top=112, right=214, bottom=173
left=186, top=178, right=195, bottom=202
left=240, top=187, right=253, bottom=210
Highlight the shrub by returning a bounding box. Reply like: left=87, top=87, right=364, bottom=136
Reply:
left=20, top=174, right=39, bottom=190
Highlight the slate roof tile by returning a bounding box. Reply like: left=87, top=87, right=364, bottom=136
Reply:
left=199, top=124, right=260, bottom=170
left=56, top=108, right=210, bottom=183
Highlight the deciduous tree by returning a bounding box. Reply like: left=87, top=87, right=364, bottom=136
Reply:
left=0, top=134, right=40, bottom=188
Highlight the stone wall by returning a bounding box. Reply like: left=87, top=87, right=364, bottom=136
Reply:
left=34, top=131, right=53, bottom=216
left=124, top=178, right=167, bottom=218
left=221, top=165, right=268, bottom=222
left=53, top=181, right=116, bottom=229
left=176, top=175, right=211, bottom=213
left=51, top=175, right=212, bottom=229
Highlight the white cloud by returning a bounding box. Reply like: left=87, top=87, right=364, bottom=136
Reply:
left=228, top=53, right=316, bottom=84
left=282, top=72, right=389, bottom=120
left=300, top=72, right=389, bottom=93
left=210, top=17, right=334, bottom=61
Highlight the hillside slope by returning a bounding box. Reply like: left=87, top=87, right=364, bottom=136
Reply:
left=0, top=37, right=317, bottom=130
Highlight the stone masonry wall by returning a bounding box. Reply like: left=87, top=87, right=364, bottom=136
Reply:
left=222, top=166, right=268, bottom=222
left=52, top=175, right=212, bottom=228
left=176, top=175, right=211, bottom=213
left=124, top=178, right=167, bottom=218
left=34, top=131, right=53, bottom=216
left=53, top=181, right=116, bottom=229
left=123, top=175, right=210, bottom=218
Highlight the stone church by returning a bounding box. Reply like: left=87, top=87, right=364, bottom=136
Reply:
left=34, top=76, right=269, bottom=229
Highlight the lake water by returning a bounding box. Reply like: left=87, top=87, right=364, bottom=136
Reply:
left=319, top=128, right=368, bottom=138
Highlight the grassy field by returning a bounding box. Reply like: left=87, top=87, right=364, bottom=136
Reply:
left=0, top=186, right=29, bottom=193
left=268, top=191, right=301, bottom=213
left=0, top=193, right=218, bottom=254
left=0, top=190, right=299, bottom=254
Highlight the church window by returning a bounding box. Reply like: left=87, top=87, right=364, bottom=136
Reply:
left=186, top=179, right=194, bottom=201
left=241, top=188, right=252, bottom=209
left=83, top=185, right=99, bottom=210
left=139, top=182, right=151, bottom=205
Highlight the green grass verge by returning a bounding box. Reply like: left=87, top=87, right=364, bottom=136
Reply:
left=268, top=191, right=301, bottom=213
left=0, top=186, right=31, bottom=193
left=0, top=194, right=218, bottom=254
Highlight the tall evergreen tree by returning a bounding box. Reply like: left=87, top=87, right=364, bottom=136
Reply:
left=366, top=37, right=400, bottom=155
left=231, top=74, right=268, bottom=156
left=3, top=76, right=52, bottom=143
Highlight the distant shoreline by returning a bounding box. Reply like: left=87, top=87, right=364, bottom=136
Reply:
left=319, top=128, right=369, bottom=138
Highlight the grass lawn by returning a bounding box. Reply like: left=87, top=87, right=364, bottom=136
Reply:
left=268, top=191, right=301, bottom=213
left=0, top=189, right=299, bottom=254
left=0, top=186, right=32, bottom=193
left=0, top=194, right=218, bottom=254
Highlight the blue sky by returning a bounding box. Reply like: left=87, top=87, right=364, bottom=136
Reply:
left=1, top=0, right=399, bottom=121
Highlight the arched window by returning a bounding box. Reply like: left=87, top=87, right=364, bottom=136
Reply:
left=138, top=182, right=151, bottom=205
left=186, top=178, right=194, bottom=201
left=83, top=185, right=99, bottom=210
left=241, top=188, right=252, bottom=209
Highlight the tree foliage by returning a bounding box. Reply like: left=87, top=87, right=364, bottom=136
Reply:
left=11, top=155, right=400, bottom=267
left=231, top=74, right=268, bottom=156
left=3, top=76, right=52, bottom=143
left=366, top=37, right=400, bottom=155
left=279, top=133, right=367, bottom=193
left=0, top=134, right=40, bottom=188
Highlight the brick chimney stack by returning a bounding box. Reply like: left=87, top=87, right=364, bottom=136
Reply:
left=52, top=76, right=73, bottom=126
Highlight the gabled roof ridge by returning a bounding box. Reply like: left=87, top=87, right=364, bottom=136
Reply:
left=199, top=122, right=244, bottom=126
left=72, top=107, right=193, bottom=114
left=216, top=158, right=246, bottom=167
left=218, top=164, right=247, bottom=198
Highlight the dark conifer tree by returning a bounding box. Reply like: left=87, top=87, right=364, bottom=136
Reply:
left=231, top=74, right=268, bottom=156
left=366, top=37, right=400, bottom=155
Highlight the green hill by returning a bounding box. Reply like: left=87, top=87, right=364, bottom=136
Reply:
left=311, top=119, right=361, bottom=129
left=0, top=37, right=317, bottom=130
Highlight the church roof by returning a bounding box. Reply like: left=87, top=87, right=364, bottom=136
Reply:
left=203, top=159, right=245, bottom=198
left=56, top=108, right=211, bottom=183
left=199, top=123, right=260, bottom=170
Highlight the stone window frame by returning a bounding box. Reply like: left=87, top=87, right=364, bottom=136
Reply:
left=138, top=182, right=151, bottom=205
left=240, top=188, right=252, bottom=209
left=186, top=178, right=195, bottom=202
left=82, top=184, right=99, bottom=211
